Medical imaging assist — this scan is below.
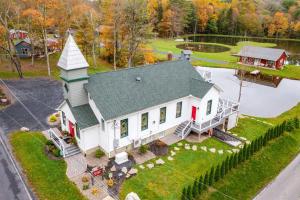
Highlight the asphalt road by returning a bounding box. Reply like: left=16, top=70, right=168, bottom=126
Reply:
left=0, top=78, right=63, bottom=133
left=254, top=153, right=300, bottom=200
left=0, top=131, right=32, bottom=200
left=0, top=78, right=63, bottom=200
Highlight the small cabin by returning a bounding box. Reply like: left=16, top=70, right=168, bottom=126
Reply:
left=180, top=50, right=192, bottom=61
left=15, top=39, right=32, bottom=58
left=235, top=46, right=288, bottom=70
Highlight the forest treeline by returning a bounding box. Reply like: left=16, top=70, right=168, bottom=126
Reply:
left=1, top=0, right=300, bottom=75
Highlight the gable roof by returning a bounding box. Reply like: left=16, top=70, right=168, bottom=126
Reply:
left=57, top=35, right=89, bottom=70
left=236, top=46, right=287, bottom=61
left=85, top=60, right=215, bottom=120
left=67, top=100, right=99, bottom=129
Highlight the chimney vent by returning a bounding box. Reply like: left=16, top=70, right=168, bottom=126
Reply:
left=136, top=77, right=141, bottom=82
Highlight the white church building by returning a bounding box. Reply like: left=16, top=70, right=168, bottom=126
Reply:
left=56, top=35, right=239, bottom=158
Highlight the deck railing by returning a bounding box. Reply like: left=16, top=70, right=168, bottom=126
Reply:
left=48, top=128, right=66, bottom=157
left=180, top=98, right=239, bottom=139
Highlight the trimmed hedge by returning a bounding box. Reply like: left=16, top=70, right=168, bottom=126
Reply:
left=181, top=118, right=299, bottom=199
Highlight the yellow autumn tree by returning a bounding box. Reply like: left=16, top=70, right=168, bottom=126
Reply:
left=268, top=12, right=289, bottom=38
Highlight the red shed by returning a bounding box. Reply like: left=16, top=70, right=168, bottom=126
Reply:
left=235, top=46, right=288, bottom=70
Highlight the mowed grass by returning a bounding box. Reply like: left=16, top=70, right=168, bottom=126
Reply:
left=199, top=103, right=300, bottom=200
left=120, top=103, right=300, bottom=200
left=120, top=138, right=232, bottom=200
left=149, top=38, right=300, bottom=80
left=0, top=53, right=113, bottom=79
left=10, top=132, right=86, bottom=200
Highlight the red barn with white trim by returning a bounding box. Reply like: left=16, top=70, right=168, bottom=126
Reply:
left=235, top=46, right=288, bottom=70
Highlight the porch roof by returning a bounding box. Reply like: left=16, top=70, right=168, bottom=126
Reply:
left=67, top=100, right=99, bottom=129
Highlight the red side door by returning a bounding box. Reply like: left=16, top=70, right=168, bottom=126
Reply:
left=192, top=106, right=197, bottom=121
left=68, top=121, right=75, bottom=137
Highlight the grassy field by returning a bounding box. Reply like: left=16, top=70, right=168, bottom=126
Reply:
left=0, top=53, right=113, bottom=79
left=149, top=38, right=300, bottom=80
left=200, top=104, right=300, bottom=200
left=120, top=103, right=300, bottom=200
left=10, top=132, right=86, bottom=200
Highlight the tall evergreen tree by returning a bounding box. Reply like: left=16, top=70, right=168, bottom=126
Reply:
left=181, top=187, right=187, bottom=200
left=225, top=157, right=229, bottom=174
left=229, top=155, right=234, bottom=170
left=233, top=153, right=238, bottom=168
left=294, top=117, right=299, bottom=129
left=221, top=161, right=225, bottom=178
left=214, top=165, right=220, bottom=182
left=208, top=166, right=215, bottom=186
left=192, top=179, right=198, bottom=198
left=198, top=175, right=203, bottom=195
left=203, top=172, right=209, bottom=190
left=187, top=185, right=192, bottom=200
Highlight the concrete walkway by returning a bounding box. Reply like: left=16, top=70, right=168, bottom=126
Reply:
left=254, top=153, right=300, bottom=200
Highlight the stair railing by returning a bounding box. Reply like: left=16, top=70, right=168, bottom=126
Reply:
left=48, top=129, right=66, bottom=157
left=181, top=120, right=193, bottom=139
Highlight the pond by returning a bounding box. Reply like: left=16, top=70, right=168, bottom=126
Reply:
left=176, top=43, right=230, bottom=53
left=196, top=67, right=300, bottom=117
left=187, top=35, right=300, bottom=65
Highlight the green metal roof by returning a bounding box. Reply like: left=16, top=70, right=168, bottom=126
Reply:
left=67, top=101, right=99, bottom=129
left=85, top=60, right=214, bottom=120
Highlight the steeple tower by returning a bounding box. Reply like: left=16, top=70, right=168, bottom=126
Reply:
left=58, top=35, right=89, bottom=107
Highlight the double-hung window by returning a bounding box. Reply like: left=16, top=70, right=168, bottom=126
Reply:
left=120, top=119, right=128, bottom=138
left=160, top=107, right=166, bottom=124
left=206, top=100, right=212, bottom=115
left=141, top=112, right=148, bottom=131
left=176, top=102, right=182, bottom=118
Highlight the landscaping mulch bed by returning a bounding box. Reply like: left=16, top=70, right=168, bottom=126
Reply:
left=149, top=139, right=169, bottom=156
left=104, top=155, right=136, bottom=196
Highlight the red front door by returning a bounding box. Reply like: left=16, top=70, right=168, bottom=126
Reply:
left=192, top=106, right=197, bottom=121
left=68, top=121, right=75, bottom=137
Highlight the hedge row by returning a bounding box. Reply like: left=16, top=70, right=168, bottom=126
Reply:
left=181, top=117, right=299, bottom=200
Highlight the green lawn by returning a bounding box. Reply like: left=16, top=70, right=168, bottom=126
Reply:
left=149, top=38, right=300, bottom=80
left=0, top=53, right=113, bottom=80
left=120, top=103, right=300, bottom=200
left=10, top=132, right=86, bottom=200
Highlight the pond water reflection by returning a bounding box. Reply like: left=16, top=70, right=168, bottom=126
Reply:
left=196, top=67, right=300, bottom=117
left=176, top=43, right=230, bottom=53
left=188, top=35, right=300, bottom=64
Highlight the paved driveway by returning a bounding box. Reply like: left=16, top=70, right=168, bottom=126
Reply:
left=0, top=78, right=63, bottom=200
left=0, top=78, right=63, bottom=133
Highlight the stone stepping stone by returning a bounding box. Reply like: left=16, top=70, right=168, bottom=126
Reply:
left=218, top=150, right=224, bottom=154
left=227, top=150, right=233, bottom=154
left=139, top=165, right=145, bottom=169
left=146, top=163, right=154, bottom=169
left=156, top=158, right=165, bottom=165
left=246, top=140, right=251, bottom=144
left=177, top=142, right=183, bottom=146
left=174, top=147, right=180, bottom=151
left=209, top=148, right=216, bottom=153
left=239, top=144, right=244, bottom=149
left=232, top=149, right=240, bottom=153
left=240, top=137, right=247, bottom=141
left=200, top=146, right=207, bottom=152
left=128, top=168, right=138, bottom=175
left=167, top=156, right=174, bottom=161
left=232, top=134, right=238, bottom=136
left=171, top=150, right=176, bottom=156
left=185, top=144, right=191, bottom=150
left=192, top=145, right=197, bottom=151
